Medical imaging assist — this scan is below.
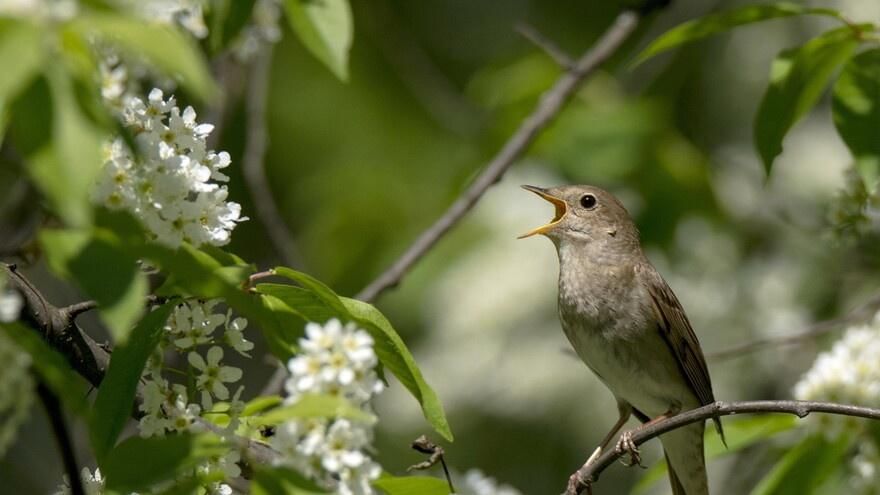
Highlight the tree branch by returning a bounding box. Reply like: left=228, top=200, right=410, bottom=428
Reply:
left=515, top=23, right=575, bottom=69
left=569, top=400, right=880, bottom=495
left=355, top=10, right=642, bottom=302
left=38, top=381, right=85, bottom=495
left=2, top=263, right=281, bottom=471
left=708, top=294, right=880, bottom=362
left=242, top=45, right=302, bottom=268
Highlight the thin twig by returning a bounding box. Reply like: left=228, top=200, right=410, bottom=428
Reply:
left=408, top=435, right=455, bottom=494
left=242, top=45, right=302, bottom=268
left=708, top=294, right=880, bottom=361
left=355, top=10, right=642, bottom=302
left=60, top=300, right=99, bottom=320
left=38, top=381, right=85, bottom=495
left=568, top=400, right=880, bottom=495
left=516, top=23, right=575, bottom=69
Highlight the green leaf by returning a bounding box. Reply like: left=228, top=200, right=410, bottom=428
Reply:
left=373, top=475, right=451, bottom=495
left=40, top=228, right=148, bottom=343
left=242, top=395, right=284, bottom=416
left=832, top=48, right=880, bottom=193
left=28, top=66, right=105, bottom=226
left=342, top=297, right=453, bottom=442
left=90, top=303, right=176, bottom=463
left=0, top=20, right=45, bottom=108
left=251, top=393, right=374, bottom=425
left=274, top=266, right=349, bottom=316
left=103, top=433, right=228, bottom=492
left=67, top=13, right=217, bottom=100
left=256, top=269, right=454, bottom=441
left=751, top=433, right=851, bottom=495
left=252, top=466, right=330, bottom=495
left=754, top=28, right=859, bottom=173
left=283, top=0, right=353, bottom=80
left=0, top=322, right=89, bottom=414
left=633, top=3, right=845, bottom=66
left=633, top=414, right=799, bottom=493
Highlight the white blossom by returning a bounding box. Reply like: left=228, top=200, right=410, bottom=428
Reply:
left=458, top=469, right=523, bottom=495
left=189, top=346, right=243, bottom=410
left=794, top=311, right=880, bottom=492
left=794, top=311, right=880, bottom=436
left=286, top=319, right=384, bottom=406
left=94, top=89, right=245, bottom=248
left=271, top=319, right=384, bottom=494
left=52, top=467, right=125, bottom=495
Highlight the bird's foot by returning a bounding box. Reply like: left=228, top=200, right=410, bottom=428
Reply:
left=563, top=446, right=602, bottom=495
left=564, top=470, right=592, bottom=495
left=614, top=430, right=642, bottom=467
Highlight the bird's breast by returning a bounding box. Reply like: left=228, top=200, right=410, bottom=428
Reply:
left=556, top=258, right=695, bottom=415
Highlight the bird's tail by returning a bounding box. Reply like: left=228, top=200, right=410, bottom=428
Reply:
left=660, top=422, right=708, bottom=495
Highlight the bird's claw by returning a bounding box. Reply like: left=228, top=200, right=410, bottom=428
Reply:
left=564, top=471, right=592, bottom=495
left=614, top=431, right=642, bottom=467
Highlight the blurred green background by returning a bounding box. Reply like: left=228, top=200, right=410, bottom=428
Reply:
left=4, top=0, right=880, bottom=493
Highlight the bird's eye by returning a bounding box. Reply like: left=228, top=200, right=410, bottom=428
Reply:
left=580, top=194, right=598, bottom=209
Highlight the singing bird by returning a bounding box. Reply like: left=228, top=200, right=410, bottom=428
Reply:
left=519, top=185, right=724, bottom=495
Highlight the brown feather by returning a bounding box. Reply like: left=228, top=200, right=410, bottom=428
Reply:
left=638, top=262, right=726, bottom=445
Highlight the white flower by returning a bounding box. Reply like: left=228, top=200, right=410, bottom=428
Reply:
left=189, top=346, right=243, bottom=409
left=272, top=319, right=384, bottom=493
left=170, top=301, right=226, bottom=349
left=459, top=469, right=523, bottom=495
left=285, top=319, right=384, bottom=406
left=52, top=467, right=117, bottom=495
left=224, top=313, right=254, bottom=356
left=319, top=419, right=370, bottom=473
left=794, top=311, right=880, bottom=437
left=94, top=88, right=245, bottom=247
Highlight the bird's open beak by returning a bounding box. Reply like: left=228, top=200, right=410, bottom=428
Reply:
left=518, top=185, right=567, bottom=239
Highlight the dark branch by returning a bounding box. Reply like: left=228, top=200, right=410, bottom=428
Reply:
left=3, top=263, right=109, bottom=387
left=355, top=10, right=642, bottom=302
left=3, top=263, right=281, bottom=471
left=242, top=45, right=302, bottom=268
left=38, top=381, right=85, bottom=495
left=570, top=400, right=880, bottom=495
left=60, top=300, right=99, bottom=320
left=516, top=23, right=575, bottom=69
left=708, top=294, right=880, bottom=361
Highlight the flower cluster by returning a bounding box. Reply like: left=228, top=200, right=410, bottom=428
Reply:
left=139, top=300, right=251, bottom=436
left=271, top=319, right=384, bottom=495
left=0, top=331, right=33, bottom=458
left=794, top=311, right=880, bottom=492
left=130, top=300, right=253, bottom=493
left=793, top=311, right=880, bottom=416
left=458, top=469, right=523, bottom=495
left=52, top=467, right=113, bottom=495
left=93, top=89, right=245, bottom=247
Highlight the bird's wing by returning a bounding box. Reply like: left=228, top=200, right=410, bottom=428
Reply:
left=637, top=262, right=726, bottom=443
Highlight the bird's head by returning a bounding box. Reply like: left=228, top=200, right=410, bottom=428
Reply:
left=518, top=184, right=640, bottom=253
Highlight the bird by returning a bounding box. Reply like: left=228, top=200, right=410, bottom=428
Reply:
left=519, top=184, right=724, bottom=495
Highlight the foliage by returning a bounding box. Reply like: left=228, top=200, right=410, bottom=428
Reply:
left=2, top=1, right=880, bottom=494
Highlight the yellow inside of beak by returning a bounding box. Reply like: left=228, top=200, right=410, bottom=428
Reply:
left=518, top=191, right=567, bottom=239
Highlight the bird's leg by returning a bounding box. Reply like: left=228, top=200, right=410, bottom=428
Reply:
left=565, top=401, right=632, bottom=495
left=614, top=404, right=682, bottom=467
